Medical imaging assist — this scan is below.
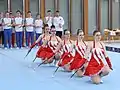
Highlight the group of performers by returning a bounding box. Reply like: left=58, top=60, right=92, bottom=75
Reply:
left=0, top=10, right=64, bottom=49
left=28, top=24, right=113, bottom=84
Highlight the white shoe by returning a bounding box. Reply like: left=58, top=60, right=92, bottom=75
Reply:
left=4, top=47, right=7, bottom=49
left=100, top=80, right=103, bottom=83
left=26, top=46, right=29, bottom=49
left=16, top=47, right=19, bottom=49
left=59, top=67, right=65, bottom=71
left=20, top=47, right=23, bottom=49
left=10, top=47, right=12, bottom=49
left=72, top=71, right=75, bottom=74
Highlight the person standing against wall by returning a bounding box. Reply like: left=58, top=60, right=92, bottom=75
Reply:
left=34, top=13, right=43, bottom=47
left=10, top=11, right=15, bottom=48
left=44, top=10, right=53, bottom=28
left=25, top=11, right=34, bottom=48
left=2, top=11, right=12, bottom=49
left=0, top=12, right=4, bottom=47
left=53, top=11, right=64, bottom=38
left=13, top=10, right=24, bottom=49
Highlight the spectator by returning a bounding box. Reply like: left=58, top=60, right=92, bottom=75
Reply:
left=25, top=11, right=34, bottom=48
left=53, top=10, right=64, bottom=38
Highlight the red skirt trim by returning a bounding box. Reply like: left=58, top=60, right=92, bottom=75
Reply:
left=58, top=52, right=73, bottom=67
left=84, top=55, right=104, bottom=76
left=36, top=46, right=47, bottom=59
left=45, top=46, right=55, bottom=59
left=36, top=46, right=55, bottom=60
left=69, top=52, right=85, bottom=70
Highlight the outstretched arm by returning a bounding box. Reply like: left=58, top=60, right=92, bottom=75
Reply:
left=30, top=34, right=43, bottom=48
left=101, top=42, right=113, bottom=70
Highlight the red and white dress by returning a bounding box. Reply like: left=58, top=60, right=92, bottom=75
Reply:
left=58, top=40, right=74, bottom=67
left=69, top=40, right=87, bottom=70
left=84, top=41, right=106, bottom=76
left=45, top=36, right=60, bottom=61
left=36, top=34, right=49, bottom=59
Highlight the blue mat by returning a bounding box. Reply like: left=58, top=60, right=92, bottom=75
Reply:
left=0, top=47, right=119, bottom=90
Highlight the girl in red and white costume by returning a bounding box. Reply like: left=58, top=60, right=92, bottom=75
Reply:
left=44, top=25, right=61, bottom=64
left=54, top=30, right=75, bottom=71
left=84, top=30, right=113, bottom=84
left=69, top=29, right=87, bottom=77
left=30, top=24, right=50, bottom=61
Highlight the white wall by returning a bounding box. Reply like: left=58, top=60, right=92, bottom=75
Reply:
left=71, top=0, right=82, bottom=35
left=0, top=0, right=7, bottom=12
left=11, top=0, right=23, bottom=15
left=88, top=0, right=97, bottom=35
left=30, top=0, right=39, bottom=18
left=59, top=0, right=68, bottom=30
left=45, top=0, right=54, bottom=14
left=112, top=1, right=119, bottom=29
left=101, top=0, right=108, bottom=34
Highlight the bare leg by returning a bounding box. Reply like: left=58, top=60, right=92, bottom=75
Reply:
left=47, top=56, right=53, bottom=63
left=76, top=68, right=84, bottom=77
left=91, top=75, right=101, bottom=84
left=54, top=54, right=61, bottom=65
left=43, top=58, right=48, bottom=64
left=100, top=65, right=110, bottom=77
left=63, top=64, right=71, bottom=72
left=55, top=54, right=61, bottom=60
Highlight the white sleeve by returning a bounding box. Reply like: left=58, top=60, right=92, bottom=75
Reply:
left=40, top=20, right=43, bottom=27
left=59, top=16, right=64, bottom=26
left=42, top=20, right=44, bottom=27
left=33, top=18, right=35, bottom=24
left=53, top=17, right=57, bottom=26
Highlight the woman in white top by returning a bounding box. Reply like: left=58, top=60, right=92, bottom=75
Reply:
left=3, top=11, right=12, bottom=49
left=13, top=10, right=24, bottom=49
left=34, top=13, right=43, bottom=46
left=25, top=11, right=34, bottom=47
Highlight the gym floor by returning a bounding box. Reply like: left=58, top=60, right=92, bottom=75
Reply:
left=0, top=43, right=119, bottom=90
